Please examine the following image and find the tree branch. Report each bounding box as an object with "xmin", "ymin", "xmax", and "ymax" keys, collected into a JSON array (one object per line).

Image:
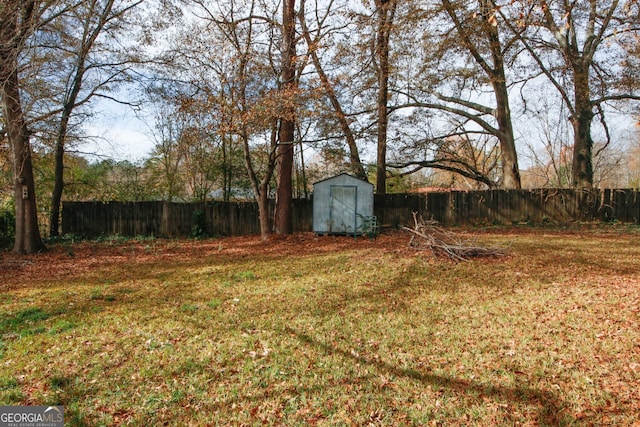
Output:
[{"xmin": 388, "ymin": 158, "xmax": 496, "ymax": 188}]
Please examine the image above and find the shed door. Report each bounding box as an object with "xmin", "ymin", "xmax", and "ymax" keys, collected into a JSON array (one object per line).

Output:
[{"xmin": 330, "ymin": 185, "xmax": 357, "ymax": 233}]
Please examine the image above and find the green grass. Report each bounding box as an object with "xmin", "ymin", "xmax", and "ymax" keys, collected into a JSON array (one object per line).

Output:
[{"xmin": 1, "ymin": 230, "xmax": 639, "ymax": 425}]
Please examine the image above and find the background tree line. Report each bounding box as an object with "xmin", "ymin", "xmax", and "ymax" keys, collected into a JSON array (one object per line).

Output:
[{"xmin": 1, "ymin": 0, "xmax": 639, "ymax": 252}]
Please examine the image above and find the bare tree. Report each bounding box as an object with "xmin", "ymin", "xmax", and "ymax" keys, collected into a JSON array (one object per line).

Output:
[
  {"xmin": 47, "ymin": 0, "xmax": 144, "ymax": 236},
  {"xmin": 297, "ymin": 0, "xmax": 368, "ymax": 181},
  {"xmin": 186, "ymin": 0, "xmax": 284, "ymax": 239},
  {"xmin": 146, "ymin": 103, "xmax": 190, "ymax": 201},
  {"xmin": 440, "ymin": 0, "xmax": 520, "ymax": 189},
  {"xmin": 499, "ymin": 0, "xmax": 640, "ymax": 189},
  {"xmin": 386, "ymin": 0, "xmax": 522, "ymax": 189}
]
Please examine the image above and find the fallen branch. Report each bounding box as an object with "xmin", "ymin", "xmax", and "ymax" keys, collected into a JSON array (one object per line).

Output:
[{"xmin": 402, "ymin": 213, "xmax": 508, "ymax": 261}]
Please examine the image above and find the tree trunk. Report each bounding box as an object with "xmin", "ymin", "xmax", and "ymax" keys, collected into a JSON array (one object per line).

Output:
[
  {"xmin": 221, "ymin": 135, "xmax": 229, "ymax": 201},
  {"xmin": 296, "ymin": 133, "xmax": 309, "ymax": 198},
  {"xmin": 374, "ymin": 0, "xmax": 396, "ymax": 194},
  {"xmin": 49, "ymin": 118, "xmax": 67, "ymax": 237},
  {"xmin": 493, "ymin": 82, "xmax": 520, "ymax": 189},
  {"xmin": 243, "ymin": 130, "xmax": 275, "ymax": 240},
  {"xmin": 490, "ymin": 69, "xmax": 520, "ymax": 190},
  {"xmin": 275, "ymin": 123, "xmax": 295, "ymax": 234},
  {"xmin": 274, "ymin": 0, "xmax": 296, "ymax": 234},
  {"xmin": 258, "ymin": 183, "xmax": 271, "ymax": 240},
  {"xmin": 2, "ymin": 68, "xmax": 45, "ymax": 254},
  {"xmin": 481, "ymin": 0, "xmax": 520, "ymax": 190},
  {"xmin": 275, "ymin": 120, "xmax": 294, "ymax": 234},
  {"xmin": 571, "ymin": 65, "xmax": 594, "ymax": 189},
  {"xmin": 49, "ymin": 51, "xmax": 83, "ymax": 237}
]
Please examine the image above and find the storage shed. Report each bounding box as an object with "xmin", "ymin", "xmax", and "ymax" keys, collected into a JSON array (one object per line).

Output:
[{"xmin": 313, "ymin": 173, "xmax": 375, "ymax": 235}]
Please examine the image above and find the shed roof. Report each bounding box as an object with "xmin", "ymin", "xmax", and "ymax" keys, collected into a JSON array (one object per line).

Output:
[{"xmin": 313, "ymin": 172, "xmax": 373, "ymax": 187}]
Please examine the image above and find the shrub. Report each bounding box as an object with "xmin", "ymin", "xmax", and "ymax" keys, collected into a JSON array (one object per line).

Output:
[
  {"xmin": 0, "ymin": 208, "xmax": 14, "ymax": 249},
  {"xmin": 191, "ymin": 210, "xmax": 209, "ymax": 238}
]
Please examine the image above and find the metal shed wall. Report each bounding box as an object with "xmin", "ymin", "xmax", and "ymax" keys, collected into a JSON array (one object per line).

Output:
[{"xmin": 312, "ymin": 173, "xmax": 374, "ymax": 234}]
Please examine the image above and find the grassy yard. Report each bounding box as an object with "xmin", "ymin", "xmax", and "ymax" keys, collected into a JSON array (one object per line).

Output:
[{"xmin": 1, "ymin": 228, "xmax": 639, "ymax": 426}]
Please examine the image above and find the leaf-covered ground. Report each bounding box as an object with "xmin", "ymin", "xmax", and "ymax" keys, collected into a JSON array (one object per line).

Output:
[{"xmin": 1, "ymin": 228, "xmax": 639, "ymax": 426}]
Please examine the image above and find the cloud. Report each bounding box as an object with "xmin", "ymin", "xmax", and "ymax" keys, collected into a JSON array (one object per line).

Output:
[{"xmin": 80, "ymin": 118, "xmax": 154, "ymax": 162}]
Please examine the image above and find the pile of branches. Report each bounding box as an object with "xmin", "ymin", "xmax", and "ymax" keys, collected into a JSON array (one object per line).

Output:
[{"xmin": 402, "ymin": 213, "xmax": 508, "ymax": 261}]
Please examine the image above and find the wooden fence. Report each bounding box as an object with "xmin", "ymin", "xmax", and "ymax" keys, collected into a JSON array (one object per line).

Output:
[
  {"xmin": 62, "ymin": 188, "xmax": 640, "ymax": 238},
  {"xmin": 376, "ymin": 188, "xmax": 640, "ymax": 227},
  {"xmin": 61, "ymin": 199, "xmax": 312, "ymax": 238}
]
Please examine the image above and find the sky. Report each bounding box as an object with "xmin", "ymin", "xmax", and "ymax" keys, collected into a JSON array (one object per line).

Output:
[
  {"xmin": 79, "ymin": 100, "xmax": 155, "ymax": 163},
  {"xmin": 76, "ymin": 76, "xmax": 638, "ymax": 170}
]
